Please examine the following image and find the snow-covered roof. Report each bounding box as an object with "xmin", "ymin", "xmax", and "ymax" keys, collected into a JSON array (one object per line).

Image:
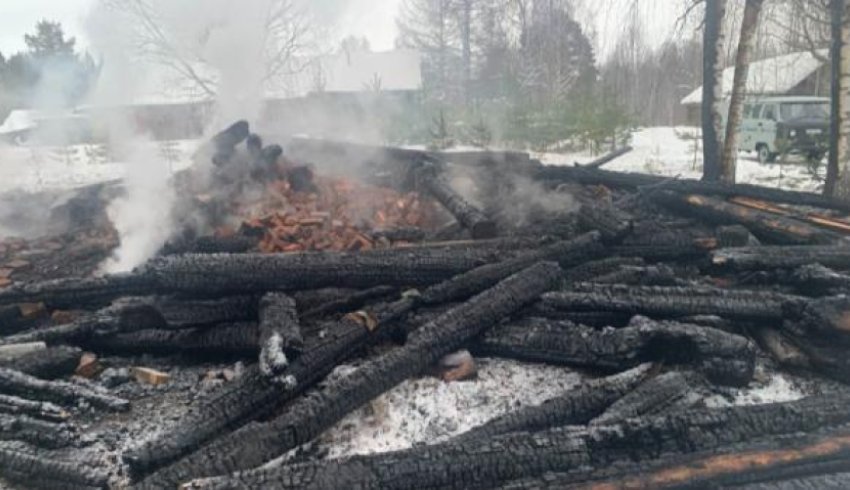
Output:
[
  {"xmin": 681, "ymin": 50, "xmax": 828, "ymax": 106},
  {"xmin": 0, "ymin": 110, "xmax": 39, "ymax": 135}
]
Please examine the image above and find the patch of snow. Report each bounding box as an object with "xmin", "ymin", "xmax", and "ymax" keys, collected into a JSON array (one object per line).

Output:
[
  {"xmin": 539, "ymin": 127, "xmax": 822, "ymax": 193},
  {"xmin": 319, "ymin": 358, "xmax": 583, "ymax": 458}
]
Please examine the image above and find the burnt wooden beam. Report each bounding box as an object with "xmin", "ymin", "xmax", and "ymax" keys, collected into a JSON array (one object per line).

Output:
[
  {"xmin": 86, "ymin": 323, "xmax": 260, "ymax": 358},
  {"xmin": 476, "ymin": 316, "xmax": 756, "ymax": 386},
  {"xmin": 576, "ymin": 204, "xmax": 633, "ymax": 244},
  {"xmin": 300, "ymin": 286, "xmax": 396, "ymax": 320},
  {"xmin": 0, "ymin": 441, "xmax": 109, "ymax": 489},
  {"xmin": 0, "ymin": 346, "xmax": 82, "ymax": 379},
  {"xmin": 182, "ymin": 393, "xmax": 850, "ymax": 490},
  {"xmin": 0, "ymin": 394, "xmax": 68, "ymax": 422},
  {"xmin": 154, "ymin": 295, "xmax": 258, "ymax": 329},
  {"xmin": 0, "ymin": 413, "xmax": 77, "ymax": 448},
  {"xmin": 0, "ymin": 272, "xmax": 155, "ymax": 310},
  {"xmin": 654, "ymin": 192, "xmax": 840, "ymax": 245},
  {"xmin": 712, "ymin": 245, "xmax": 850, "ymax": 271},
  {"xmin": 136, "ymin": 262, "xmax": 563, "ymax": 488},
  {"xmin": 0, "ymin": 367, "xmax": 129, "ymax": 412},
  {"xmin": 416, "ymin": 164, "xmax": 498, "ymax": 239},
  {"xmin": 257, "ymin": 293, "xmax": 303, "ymax": 377},
  {"xmin": 535, "ymin": 164, "xmax": 850, "ymax": 213},
  {"xmin": 542, "ymin": 283, "xmax": 800, "ymax": 323},
  {"xmin": 790, "ymin": 263, "xmax": 850, "ymax": 294},
  {"xmin": 562, "ymin": 257, "xmax": 645, "ymax": 283},
  {"xmin": 577, "ymin": 146, "xmax": 634, "ymax": 169},
  {"xmin": 589, "ymin": 371, "xmax": 696, "ymax": 425}
]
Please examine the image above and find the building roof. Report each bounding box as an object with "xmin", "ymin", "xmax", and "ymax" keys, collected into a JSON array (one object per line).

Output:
[{"xmin": 681, "ymin": 50, "xmax": 827, "ymax": 106}]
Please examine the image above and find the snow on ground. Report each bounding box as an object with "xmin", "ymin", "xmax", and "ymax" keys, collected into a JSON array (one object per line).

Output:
[
  {"xmin": 538, "ymin": 126, "xmax": 823, "ymax": 193},
  {"xmin": 318, "ymin": 359, "xmax": 584, "ymax": 458},
  {"xmin": 0, "ymin": 140, "xmax": 199, "ymax": 194}
]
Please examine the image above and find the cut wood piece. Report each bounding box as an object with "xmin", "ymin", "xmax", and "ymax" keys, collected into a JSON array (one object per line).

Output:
[
  {"xmin": 654, "ymin": 192, "xmax": 840, "ymax": 245},
  {"xmin": 542, "ymin": 283, "xmax": 800, "ymax": 323},
  {"xmin": 136, "ymin": 262, "xmax": 563, "ymax": 488},
  {"xmin": 535, "ymin": 164, "xmax": 850, "ymax": 212},
  {"xmin": 0, "ymin": 367, "xmax": 129, "ymax": 411},
  {"xmin": 450, "ymin": 364, "xmax": 654, "ymax": 445},
  {"xmin": 74, "ymin": 353, "xmax": 102, "ymax": 379},
  {"xmin": 0, "ymin": 394, "xmax": 68, "ymax": 422},
  {"xmin": 712, "ymin": 245, "xmax": 850, "ymax": 270},
  {"xmin": 476, "ymin": 316, "xmax": 756, "ymax": 386},
  {"xmin": 182, "ymin": 393, "xmax": 850, "ymax": 490},
  {"xmin": 132, "ymin": 367, "xmax": 170, "ymax": 386},
  {"xmin": 436, "ymin": 349, "xmax": 477, "ymax": 382},
  {"xmin": 589, "ymin": 371, "xmax": 696, "ymax": 425},
  {"xmin": 576, "ymin": 204, "xmax": 633, "ymax": 244},
  {"xmin": 0, "ymin": 413, "xmax": 77, "ymax": 448},
  {"xmin": 18, "ymin": 302, "xmax": 46, "ymax": 320},
  {"xmin": 258, "ymin": 293, "xmax": 303, "ymax": 377},
  {"xmin": 0, "ymin": 441, "xmax": 109, "ymax": 488},
  {"xmin": 417, "ymin": 164, "xmax": 498, "ymax": 239},
  {"xmin": 88, "ymin": 323, "xmax": 260, "ymax": 358},
  {"xmin": 0, "ymin": 346, "xmax": 83, "ymax": 380}
]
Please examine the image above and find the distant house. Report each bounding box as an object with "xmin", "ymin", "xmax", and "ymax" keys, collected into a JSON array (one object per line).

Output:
[{"xmin": 681, "ymin": 50, "xmax": 830, "ymax": 125}]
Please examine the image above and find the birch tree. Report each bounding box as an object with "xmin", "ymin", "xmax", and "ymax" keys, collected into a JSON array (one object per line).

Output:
[
  {"xmin": 702, "ymin": 0, "xmax": 728, "ymax": 181},
  {"xmin": 720, "ymin": 0, "xmax": 765, "ymax": 184},
  {"xmin": 832, "ymin": 0, "xmax": 850, "ymax": 197},
  {"xmin": 826, "ymin": 0, "xmax": 845, "ymax": 195}
]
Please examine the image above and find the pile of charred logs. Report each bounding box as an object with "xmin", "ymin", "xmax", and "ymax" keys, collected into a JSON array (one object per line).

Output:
[{"xmin": 5, "ymin": 127, "xmax": 850, "ymax": 489}]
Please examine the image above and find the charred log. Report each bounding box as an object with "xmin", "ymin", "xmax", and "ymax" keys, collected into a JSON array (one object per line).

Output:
[
  {"xmin": 589, "ymin": 371, "xmax": 696, "ymax": 425},
  {"xmin": 535, "ymin": 165, "xmax": 850, "ymax": 213},
  {"xmin": 416, "ymin": 165, "xmax": 498, "ymax": 239},
  {"xmin": 0, "ymin": 346, "xmax": 82, "ymax": 379},
  {"xmin": 712, "ymin": 245, "xmax": 850, "ymax": 271},
  {"xmin": 0, "ymin": 413, "xmax": 76, "ymax": 448},
  {"xmin": 752, "ymin": 327, "xmax": 811, "ymax": 369},
  {"xmin": 578, "ymin": 146, "xmax": 634, "ymax": 169},
  {"xmin": 0, "ymin": 367, "xmax": 129, "ymax": 411},
  {"xmin": 476, "ymin": 316, "xmax": 756, "ymax": 386},
  {"xmin": 163, "ymin": 235, "xmax": 259, "ymax": 255},
  {"xmin": 372, "ymin": 227, "xmax": 426, "ymax": 243},
  {"xmin": 211, "ymin": 120, "xmax": 250, "ymax": 166},
  {"xmin": 589, "ymin": 264, "xmax": 680, "ymax": 286},
  {"xmin": 86, "ymin": 323, "xmax": 260, "ymax": 358},
  {"xmin": 0, "ymin": 272, "xmax": 155, "ymax": 310},
  {"xmin": 300, "ymin": 286, "xmax": 396, "ymax": 320},
  {"xmin": 653, "ymin": 192, "xmax": 840, "ymax": 245},
  {"xmin": 562, "ymin": 257, "xmax": 645, "ymax": 283},
  {"xmin": 576, "ymin": 204, "xmax": 633, "ymax": 244},
  {"xmin": 154, "ymin": 295, "xmax": 259, "ymax": 330},
  {"xmin": 542, "ymin": 283, "xmax": 799, "ymax": 323},
  {"xmin": 258, "ymin": 293, "xmax": 303, "ymax": 377},
  {"xmin": 182, "ymin": 393, "xmax": 850, "ymax": 490},
  {"xmin": 0, "ymin": 442, "xmax": 109, "ymax": 488},
  {"xmin": 716, "ymin": 224, "xmax": 760, "ymax": 247},
  {"xmin": 790, "ymin": 263, "xmax": 850, "ymax": 294},
  {"xmin": 136, "ymin": 262, "xmax": 562, "ymax": 488},
  {"xmin": 518, "ymin": 304, "xmax": 634, "ymax": 328},
  {"xmin": 0, "ymin": 394, "xmax": 68, "ymax": 422},
  {"xmin": 449, "ymin": 364, "xmax": 654, "ymax": 445}
]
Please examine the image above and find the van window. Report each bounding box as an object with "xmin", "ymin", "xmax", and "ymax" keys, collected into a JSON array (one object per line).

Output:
[
  {"xmin": 763, "ymin": 105, "xmax": 777, "ymax": 121},
  {"xmin": 744, "ymin": 105, "xmax": 753, "ymax": 118},
  {"xmin": 751, "ymin": 104, "xmax": 763, "ymax": 119}
]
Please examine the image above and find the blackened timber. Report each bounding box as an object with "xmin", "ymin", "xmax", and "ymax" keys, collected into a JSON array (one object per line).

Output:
[
  {"xmin": 576, "ymin": 204, "xmax": 633, "ymax": 244},
  {"xmin": 0, "ymin": 394, "xmax": 68, "ymax": 422},
  {"xmin": 450, "ymin": 364, "xmax": 654, "ymax": 445},
  {"xmin": 0, "ymin": 413, "xmax": 76, "ymax": 448},
  {"xmin": 417, "ymin": 165, "xmax": 498, "ymax": 239},
  {"xmin": 142, "ymin": 248, "xmax": 501, "ymax": 296},
  {"xmin": 542, "ymin": 283, "xmax": 800, "ymax": 323},
  {"xmin": 579, "ymin": 146, "xmax": 634, "ymax": 169},
  {"xmin": 0, "ymin": 367, "xmax": 129, "ymax": 411},
  {"xmin": 713, "ymin": 245, "xmax": 850, "ymax": 270},
  {"xmin": 790, "ymin": 264, "xmax": 850, "ymax": 293},
  {"xmin": 535, "ymin": 164, "xmax": 850, "ymax": 213},
  {"xmin": 562, "ymin": 257, "xmax": 645, "ymax": 283},
  {"xmin": 0, "ymin": 272, "xmax": 155, "ymax": 309},
  {"xmin": 476, "ymin": 316, "xmax": 756, "ymax": 386},
  {"xmin": 182, "ymin": 393, "xmax": 850, "ymax": 490},
  {"xmin": 589, "ymin": 371, "xmax": 695, "ymax": 425},
  {"xmin": 300, "ymin": 286, "xmax": 396, "ymax": 320},
  {"xmin": 258, "ymin": 293, "xmax": 303, "ymax": 377},
  {"xmin": 654, "ymin": 192, "xmax": 840, "ymax": 245},
  {"xmin": 154, "ymin": 295, "xmax": 258, "ymax": 329},
  {"xmin": 0, "ymin": 441, "xmax": 109, "ymax": 488},
  {"xmin": 87, "ymin": 323, "xmax": 260, "ymax": 358},
  {"xmin": 0, "ymin": 346, "xmax": 82, "ymax": 379},
  {"xmin": 137, "ymin": 262, "xmax": 562, "ymax": 488}
]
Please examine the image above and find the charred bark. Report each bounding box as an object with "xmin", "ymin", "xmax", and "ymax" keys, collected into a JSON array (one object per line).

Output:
[
  {"xmin": 654, "ymin": 192, "xmax": 840, "ymax": 245},
  {"xmin": 589, "ymin": 371, "xmax": 696, "ymax": 425},
  {"xmin": 535, "ymin": 165, "xmax": 850, "ymax": 213},
  {"xmin": 0, "ymin": 413, "xmax": 76, "ymax": 448},
  {"xmin": 0, "ymin": 367, "xmax": 129, "ymax": 411},
  {"xmin": 576, "ymin": 204, "xmax": 633, "ymax": 244},
  {"xmin": 562, "ymin": 257, "xmax": 645, "ymax": 283},
  {"xmin": 0, "ymin": 394, "xmax": 68, "ymax": 422},
  {"xmin": 154, "ymin": 295, "xmax": 258, "ymax": 329},
  {"xmin": 752, "ymin": 327, "xmax": 811, "ymax": 369},
  {"xmin": 87, "ymin": 323, "xmax": 260, "ymax": 358},
  {"xmin": 713, "ymin": 245, "xmax": 850, "ymax": 270},
  {"xmin": 790, "ymin": 264, "xmax": 850, "ymax": 293},
  {"xmin": 136, "ymin": 262, "xmax": 562, "ymax": 488},
  {"xmin": 449, "ymin": 364, "xmax": 654, "ymax": 445},
  {"xmin": 258, "ymin": 293, "xmax": 303, "ymax": 377},
  {"xmin": 588, "ymin": 264, "xmax": 680, "ymax": 286},
  {"xmin": 417, "ymin": 165, "xmax": 498, "ymax": 239},
  {"xmin": 0, "ymin": 272, "xmax": 155, "ymax": 309},
  {"xmin": 0, "ymin": 346, "xmax": 82, "ymax": 379},
  {"xmin": 300, "ymin": 286, "xmax": 396, "ymax": 320},
  {"xmin": 183, "ymin": 393, "xmax": 850, "ymax": 490},
  {"xmin": 476, "ymin": 316, "xmax": 756, "ymax": 386},
  {"xmin": 0, "ymin": 442, "xmax": 109, "ymax": 488},
  {"xmin": 542, "ymin": 283, "xmax": 798, "ymax": 323}
]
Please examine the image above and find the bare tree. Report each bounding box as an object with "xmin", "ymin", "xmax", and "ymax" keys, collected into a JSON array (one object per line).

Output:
[
  {"xmin": 832, "ymin": 0, "xmax": 850, "ymax": 197},
  {"xmin": 826, "ymin": 0, "xmax": 845, "ymax": 195},
  {"xmin": 103, "ymin": 0, "xmax": 313, "ymax": 98},
  {"xmin": 720, "ymin": 0, "xmax": 765, "ymax": 184},
  {"xmin": 702, "ymin": 0, "xmax": 728, "ymax": 181}
]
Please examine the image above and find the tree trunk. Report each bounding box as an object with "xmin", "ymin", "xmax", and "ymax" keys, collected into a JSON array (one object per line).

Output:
[
  {"xmin": 826, "ymin": 0, "xmax": 845, "ymax": 195},
  {"xmin": 837, "ymin": 0, "xmax": 850, "ymax": 196},
  {"xmin": 720, "ymin": 0, "xmax": 764, "ymax": 184},
  {"xmin": 702, "ymin": 0, "xmax": 728, "ymax": 181}
]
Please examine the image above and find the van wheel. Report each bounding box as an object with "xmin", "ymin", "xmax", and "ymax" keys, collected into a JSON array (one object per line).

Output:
[{"xmin": 756, "ymin": 145, "xmax": 774, "ymax": 164}]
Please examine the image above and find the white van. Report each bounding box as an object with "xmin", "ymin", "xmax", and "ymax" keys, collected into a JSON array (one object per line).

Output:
[{"xmin": 731, "ymin": 96, "xmax": 829, "ymax": 164}]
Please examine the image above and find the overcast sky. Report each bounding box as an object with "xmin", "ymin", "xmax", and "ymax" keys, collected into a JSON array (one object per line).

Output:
[{"xmin": 0, "ymin": 0, "xmax": 685, "ymax": 59}]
